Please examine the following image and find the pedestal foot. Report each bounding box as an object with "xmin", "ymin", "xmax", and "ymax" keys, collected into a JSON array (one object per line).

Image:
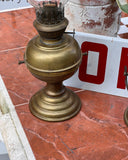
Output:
[{"xmin": 29, "ymin": 85, "xmax": 81, "ymax": 122}]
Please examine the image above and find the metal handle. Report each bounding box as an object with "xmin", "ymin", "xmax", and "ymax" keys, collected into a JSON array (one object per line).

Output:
[
  {"xmin": 124, "ymin": 66, "xmax": 128, "ymax": 90},
  {"xmin": 18, "ymin": 60, "xmax": 25, "ymax": 65},
  {"xmin": 82, "ymin": 52, "xmax": 88, "ymax": 56},
  {"xmin": 64, "ymin": 29, "xmax": 75, "ymax": 38}
]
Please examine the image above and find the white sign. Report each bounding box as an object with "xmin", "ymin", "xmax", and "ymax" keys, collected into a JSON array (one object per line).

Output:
[
  {"xmin": 64, "ymin": 32, "xmax": 128, "ymax": 98},
  {"xmin": 0, "ymin": 0, "xmax": 30, "ymax": 12}
]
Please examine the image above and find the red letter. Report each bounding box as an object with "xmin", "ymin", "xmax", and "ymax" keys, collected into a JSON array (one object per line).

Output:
[
  {"xmin": 79, "ymin": 42, "xmax": 108, "ymax": 84},
  {"xmin": 117, "ymin": 47, "xmax": 128, "ymax": 89}
]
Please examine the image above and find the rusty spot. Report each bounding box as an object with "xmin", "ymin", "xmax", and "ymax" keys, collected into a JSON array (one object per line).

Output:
[
  {"xmin": 102, "ymin": 3, "xmax": 119, "ymax": 16},
  {"xmin": 104, "ymin": 16, "xmax": 115, "ymax": 28},
  {"xmin": 82, "ymin": 20, "xmax": 101, "ymax": 29}
]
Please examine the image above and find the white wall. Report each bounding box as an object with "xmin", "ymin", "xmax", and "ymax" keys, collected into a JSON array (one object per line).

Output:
[{"xmin": 0, "ymin": 133, "xmax": 9, "ymax": 160}]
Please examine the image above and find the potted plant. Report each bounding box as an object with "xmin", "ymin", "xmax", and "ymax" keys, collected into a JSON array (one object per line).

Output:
[
  {"xmin": 65, "ymin": 0, "xmax": 128, "ymax": 37},
  {"xmin": 116, "ymin": 0, "xmax": 128, "ymax": 13}
]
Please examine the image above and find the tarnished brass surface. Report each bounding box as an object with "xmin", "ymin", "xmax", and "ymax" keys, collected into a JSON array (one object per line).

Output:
[
  {"xmin": 124, "ymin": 107, "xmax": 128, "ymax": 126},
  {"xmin": 25, "ymin": 16, "xmax": 82, "ymax": 121},
  {"xmin": 29, "ymin": 83, "xmax": 81, "ymax": 122},
  {"xmin": 25, "ymin": 34, "xmax": 81, "ymax": 82}
]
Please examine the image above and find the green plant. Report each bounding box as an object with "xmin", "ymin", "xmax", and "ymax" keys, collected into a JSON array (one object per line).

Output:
[{"xmin": 116, "ymin": 0, "xmax": 128, "ymax": 13}]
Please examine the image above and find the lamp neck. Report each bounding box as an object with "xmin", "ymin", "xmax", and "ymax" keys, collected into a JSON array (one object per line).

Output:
[{"xmin": 33, "ymin": 18, "xmax": 69, "ymax": 41}]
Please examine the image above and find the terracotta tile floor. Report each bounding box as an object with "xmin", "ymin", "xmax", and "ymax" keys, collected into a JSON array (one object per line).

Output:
[{"xmin": 1, "ymin": 8, "xmax": 128, "ymax": 160}]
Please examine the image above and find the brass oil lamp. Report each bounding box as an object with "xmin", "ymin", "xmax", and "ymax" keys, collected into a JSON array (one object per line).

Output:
[
  {"xmin": 124, "ymin": 68, "xmax": 128, "ymax": 126},
  {"xmin": 25, "ymin": 0, "xmax": 82, "ymax": 122}
]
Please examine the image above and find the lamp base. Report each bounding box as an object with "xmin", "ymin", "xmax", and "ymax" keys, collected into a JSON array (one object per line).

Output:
[
  {"xmin": 124, "ymin": 107, "xmax": 128, "ymax": 126},
  {"xmin": 29, "ymin": 83, "xmax": 81, "ymax": 122}
]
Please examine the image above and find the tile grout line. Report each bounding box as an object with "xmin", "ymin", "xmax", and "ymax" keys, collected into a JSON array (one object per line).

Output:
[
  {"xmin": 0, "ymin": 46, "xmax": 26, "ymax": 53},
  {"xmin": 15, "ymin": 102, "xmax": 29, "ymax": 107}
]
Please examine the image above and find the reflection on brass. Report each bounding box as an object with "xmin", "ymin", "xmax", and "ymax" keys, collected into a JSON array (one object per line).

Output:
[{"xmin": 24, "ymin": 3, "xmax": 82, "ymax": 122}]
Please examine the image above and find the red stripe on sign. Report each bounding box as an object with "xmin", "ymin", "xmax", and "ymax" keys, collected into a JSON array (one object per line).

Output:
[{"xmin": 79, "ymin": 41, "xmax": 108, "ymax": 85}]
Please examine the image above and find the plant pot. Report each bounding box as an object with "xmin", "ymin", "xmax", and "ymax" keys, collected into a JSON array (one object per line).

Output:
[{"xmin": 65, "ymin": 0, "xmax": 121, "ymax": 37}]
